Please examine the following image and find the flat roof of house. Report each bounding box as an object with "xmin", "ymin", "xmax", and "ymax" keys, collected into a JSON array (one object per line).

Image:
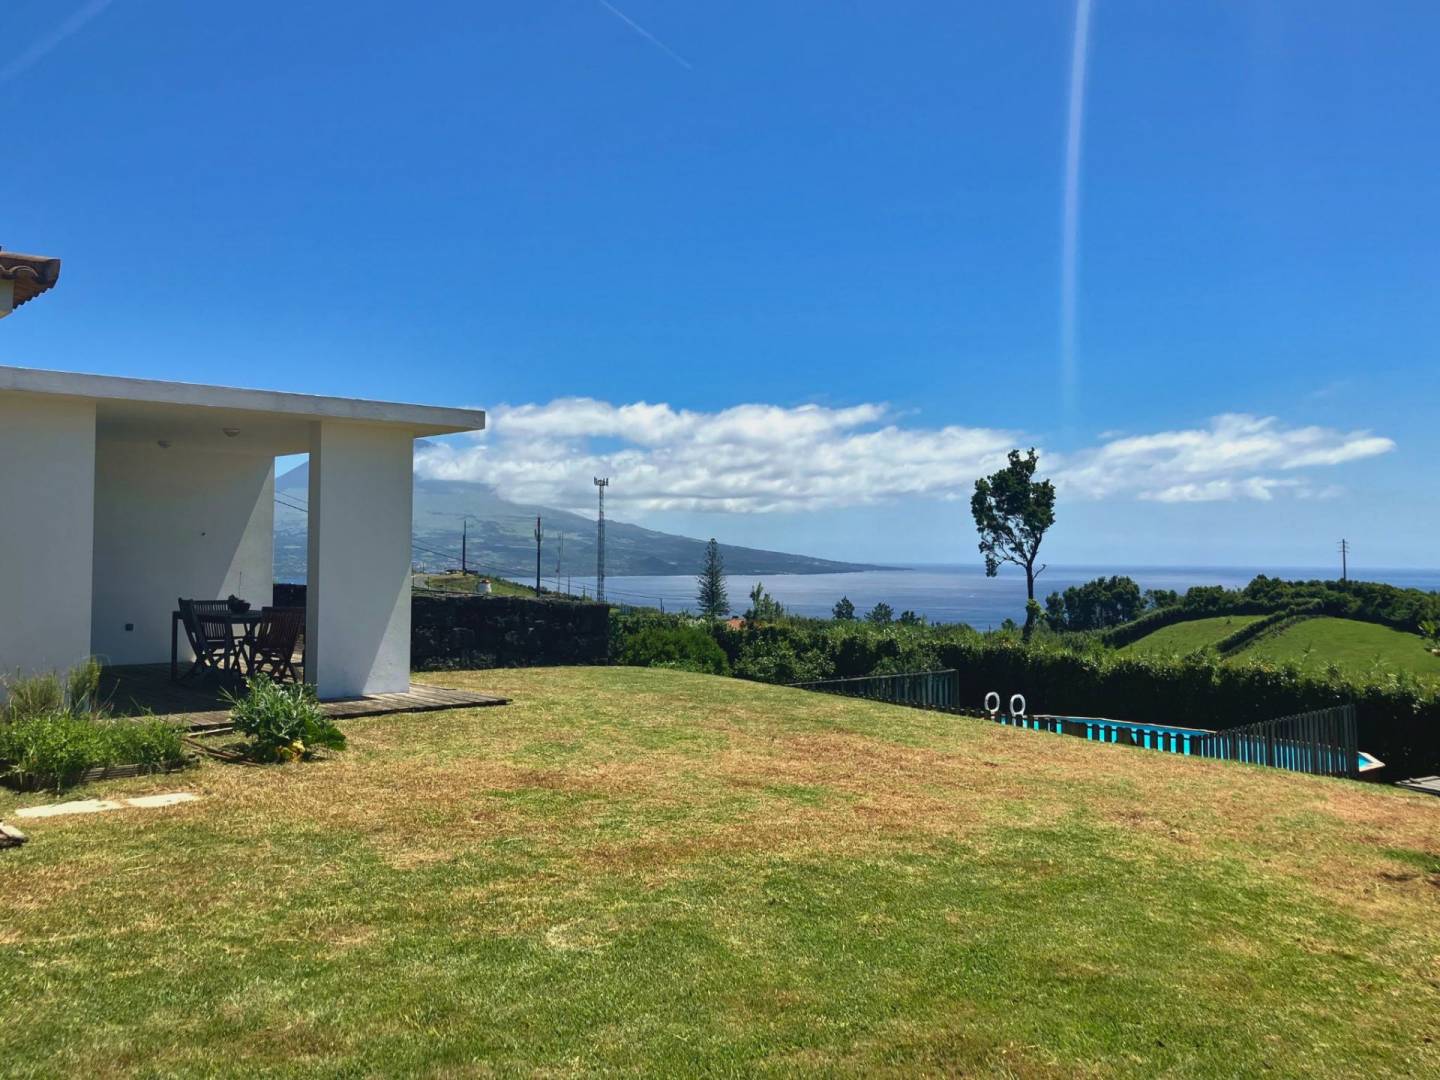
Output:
[{"xmin": 0, "ymin": 365, "xmax": 485, "ymax": 436}]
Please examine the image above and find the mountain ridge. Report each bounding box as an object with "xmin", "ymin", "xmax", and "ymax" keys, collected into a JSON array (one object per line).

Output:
[{"xmin": 273, "ymin": 461, "xmax": 893, "ymax": 581}]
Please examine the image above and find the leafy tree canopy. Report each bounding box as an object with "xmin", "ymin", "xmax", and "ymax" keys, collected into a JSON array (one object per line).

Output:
[
  {"xmin": 866, "ymin": 601, "xmax": 894, "ymax": 625},
  {"xmin": 1045, "ymin": 576, "xmax": 1146, "ymax": 632},
  {"xmin": 745, "ymin": 581, "xmax": 785, "ymax": 623},
  {"xmin": 972, "ymin": 448, "xmax": 1056, "ymax": 639}
]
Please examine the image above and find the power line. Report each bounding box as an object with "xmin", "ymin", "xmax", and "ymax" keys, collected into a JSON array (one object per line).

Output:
[{"xmin": 276, "ymin": 488, "xmax": 666, "ymax": 607}]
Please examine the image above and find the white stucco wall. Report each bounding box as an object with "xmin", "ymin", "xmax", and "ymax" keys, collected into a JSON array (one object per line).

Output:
[
  {"xmin": 91, "ymin": 442, "xmax": 274, "ymax": 665},
  {"xmin": 0, "ymin": 393, "xmax": 97, "ymax": 681},
  {"xmin": 307, "ymin": 421, "xmax": 412, "ymax": 697}
]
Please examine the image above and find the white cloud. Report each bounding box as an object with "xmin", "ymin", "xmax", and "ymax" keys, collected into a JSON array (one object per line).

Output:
[
  {"xmin": 414, "ymin": 401, "xmax": 1394, "ymax": 514},
  {"xmin": 1054, "ymin": 414, "xmax": 1395, "ymax": 502},
  {"xmin": 1140, "ymin": 478, "xmax": 1299, "ymax": 504}
]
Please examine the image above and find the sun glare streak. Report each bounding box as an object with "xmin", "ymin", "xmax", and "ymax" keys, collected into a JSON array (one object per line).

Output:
[
  {"xmin": 1061, "ymin": 0, "xmax": 1094, "ymax": 417},
  {"xmin": 0, "ymin": 0, "xmax": 116, "ymax": 84}
]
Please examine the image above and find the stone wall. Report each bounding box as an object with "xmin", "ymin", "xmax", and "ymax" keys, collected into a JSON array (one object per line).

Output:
[
  {"xmin": 272, "ymin": 585, "xmax": 610, "ymax": 669},
  {"xmin": 412, "ymin": 594, "xmax": 611, "ymax": 669},
  {"xmin": 273, "ymin": 583, "xmax": 307, "ymax": 608}
]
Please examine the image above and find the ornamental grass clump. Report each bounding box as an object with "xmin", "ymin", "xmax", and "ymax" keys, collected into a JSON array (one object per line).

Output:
[{"xmin": 225, "ymin": 676, "xmax": 346, "ymax": 763}]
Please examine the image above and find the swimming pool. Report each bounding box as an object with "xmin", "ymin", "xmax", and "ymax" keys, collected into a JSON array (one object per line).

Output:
[{"xmin": 997, "ymin": 712, "xmax": 1383, "ymax": 775}]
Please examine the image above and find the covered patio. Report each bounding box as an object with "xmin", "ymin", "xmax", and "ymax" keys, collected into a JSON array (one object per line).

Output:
[
  {"xmin": 0, "ymin": 365, "xmax": 485, "ymax": 701},
  {"xmin": 97, "ymin": 663, "xmax": 506, "ymax": 730}
]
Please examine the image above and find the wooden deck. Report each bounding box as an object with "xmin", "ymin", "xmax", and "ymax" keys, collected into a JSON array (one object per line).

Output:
[
  {"xmin": 101, "ymin": 664, "xmax": 508, "ymax": 730},
  {"xmin": 1396, "ymin": 775, "xmax": 1440, "ymax": 797}
]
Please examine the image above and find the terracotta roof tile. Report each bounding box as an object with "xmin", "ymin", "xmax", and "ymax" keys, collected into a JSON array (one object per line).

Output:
[{"xmin": 0, "ymin": 249, "xmax": 62, "ymax": 309}]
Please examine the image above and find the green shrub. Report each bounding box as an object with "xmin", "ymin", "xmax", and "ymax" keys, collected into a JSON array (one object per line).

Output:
[
  {"xmin": 225, "ymin": 677, "xmax": 347, "ymax": 763},
  {"xmin": 0, "ymin": 712, "xmax": 186, "ymax": 792},
  {"xmin": 0, "ymin": 659, "xmax": 178, "ymax": 791},
  {"xmin": 2, "ymin": 658, "xmax": 105, "ymax": 723},
  {"xmin": 0, "ymin": 711, "xmax": 100, "ymax": 789},
  {"xmin": 734, "ymin": 634, "xmax": 827, "ymax": 684},
  {"xmin": 616, "ymin": 623, "xmax": 729, "ymax": 675}
]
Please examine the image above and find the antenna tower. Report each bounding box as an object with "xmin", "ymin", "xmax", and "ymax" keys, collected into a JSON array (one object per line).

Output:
[{"xmin": 594, "ymin": 477, "xmax": 610, "ymax": 602}]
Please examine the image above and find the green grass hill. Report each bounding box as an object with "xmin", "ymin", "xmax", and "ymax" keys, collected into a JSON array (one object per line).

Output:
[
  {"xmin": 1120, "ymin": 614, "xmax": 1266, "ymax": 655},
  {"xmin": 1232, "ymin": 616, "xmax": 1440, "ymax": 684},
  {"xmin": 1119, "ymin": 611, "xmax": 1440, "ymax": 686}
]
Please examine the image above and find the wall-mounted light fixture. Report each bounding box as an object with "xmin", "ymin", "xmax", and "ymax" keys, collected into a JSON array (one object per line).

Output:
[
  {"xmin": 222, "ymin": 427, "xmax": 240, "ymax": 438},
  {"xmin": 157, "ymin": 440, "xmax": 171, "ymax": 449}
]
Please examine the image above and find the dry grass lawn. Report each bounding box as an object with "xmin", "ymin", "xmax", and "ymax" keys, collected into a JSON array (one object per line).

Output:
[{"xmin": 2, "ymin": 666, "xmax": 1438, "ymax": 1077}]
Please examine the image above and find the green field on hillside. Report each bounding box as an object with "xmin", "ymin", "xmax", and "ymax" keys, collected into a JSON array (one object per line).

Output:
[
  {"xmin": 418, "ymin": 572, "xmax": 538, "ymax": 597},
  {"xmin": 1120, "ymin": 613, "xmax": 1266, "ymax": 655},
  {"xmin": 4, "ymin": 667, "xmax": 1438, "ymax": 1077},
  {"xmin": 1232, "ymin": 616, "xmax": 1440, "ymax": 684}
]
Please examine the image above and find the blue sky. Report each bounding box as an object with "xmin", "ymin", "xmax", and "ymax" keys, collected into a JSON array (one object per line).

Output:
[{"xmin": 4, "ymin": 1, "xmax": 1436, "ymax": 569}]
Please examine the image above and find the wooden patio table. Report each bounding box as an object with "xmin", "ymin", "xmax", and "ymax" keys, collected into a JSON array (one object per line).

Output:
[{"xmin": 170, "ymin": 609, "xmax": 264, "ymax": 682}]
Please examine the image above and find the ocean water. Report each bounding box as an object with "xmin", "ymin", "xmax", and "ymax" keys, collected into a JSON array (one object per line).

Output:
[{"xmin": 560, "ymin": 564, "xmax": 1440, "ymax": 627}]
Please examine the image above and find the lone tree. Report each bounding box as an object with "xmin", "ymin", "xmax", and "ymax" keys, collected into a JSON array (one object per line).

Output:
[
  {"xmin": 832, "ymin": 596, "xmax": 856, "ymax": 621},
  {"xmin": 971, "ymin": 448, "xmax": 1056, "ymax": 640},
  {"xmin": 745, "ymin": 581, "xmax": 785, "ymax": 623},
  {"xmin": 866, "ymin": 601, "xmax": 894, "ymax": 625},
  {"xmin": 695, "ymin": 538, "xmax": 729, "ymax": 618}
]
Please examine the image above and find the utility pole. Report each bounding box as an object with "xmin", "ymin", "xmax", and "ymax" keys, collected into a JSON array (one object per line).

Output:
[
  {"xmin": 461, "ymin": 518, "xmax": 469, "ymax": 574},
  {"xmin": 533, "ymin": 516, "xmax": 543, "ymax": 595},
  {"xmin": 554, "ymin": 532, "xmax": 569, "ymax": 597},
  {"xmin": 1339, "ymin": 538, "xmax": 1350, "ymax": 582},
  {"xmin": 594, "ymin": 477, "xmax": 609, "ymax": 602}
]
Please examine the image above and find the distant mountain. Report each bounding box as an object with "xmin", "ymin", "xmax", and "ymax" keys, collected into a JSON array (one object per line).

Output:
[{"xmin": 274, "ymin": 461, "xmax": 891, "ymax": 581}]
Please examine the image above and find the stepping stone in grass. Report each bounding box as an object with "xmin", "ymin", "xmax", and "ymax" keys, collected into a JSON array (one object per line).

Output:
[{"xmin": 14, "ymin": 793, "xmax": 200, "ymax": 820}]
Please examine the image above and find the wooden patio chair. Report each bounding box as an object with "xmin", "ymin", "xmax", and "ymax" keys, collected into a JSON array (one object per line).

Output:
[
  {"xmin": 247, "ymin": 606, "xmax": 304, "ymax": 682},
  {"xmin": 177, "ymin": 597, "xmax": 239, "ymax": 681}
]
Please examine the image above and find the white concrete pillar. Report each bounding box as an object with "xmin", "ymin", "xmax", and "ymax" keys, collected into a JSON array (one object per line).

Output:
[
  {"xmin": 306, "ymin": 421, "xmax": 413, "ymax": 697},
  {"xmin": 0, "ymin": 393, "xmax": 96, "ymax": 679}
]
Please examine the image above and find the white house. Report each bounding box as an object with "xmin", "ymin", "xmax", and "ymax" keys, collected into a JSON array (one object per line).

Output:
[{"xmin": 0, "ymin": 364, "xmax": 485, "ymax": 697}]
